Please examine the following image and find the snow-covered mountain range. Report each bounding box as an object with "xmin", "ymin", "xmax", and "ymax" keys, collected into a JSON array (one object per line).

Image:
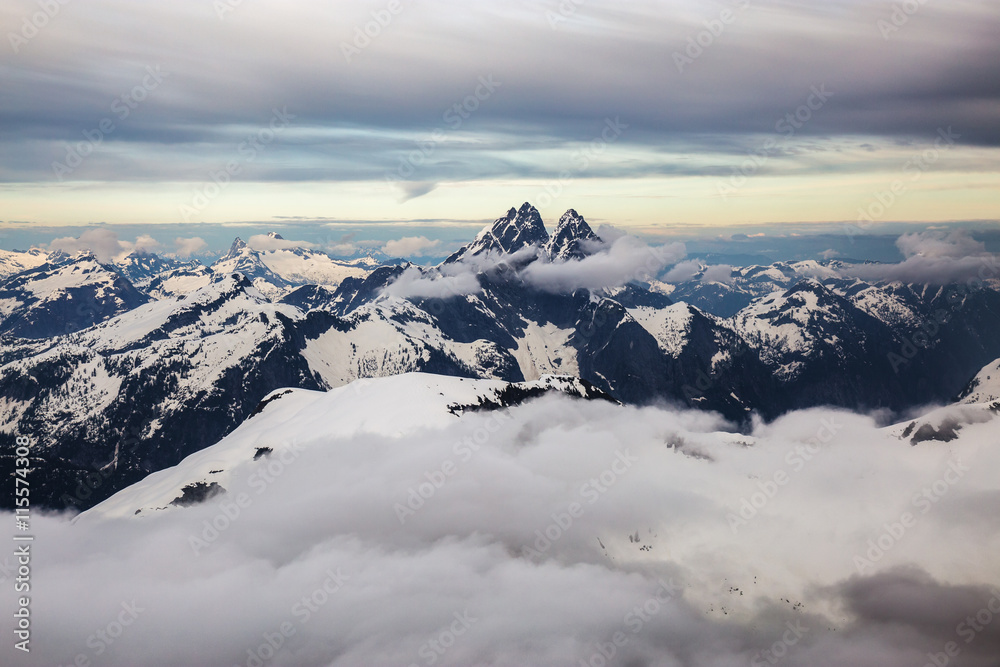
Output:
[
  {"xmin": 2, "ymin": 203, "xmax": 1000, "ymax": 510},
  {"xmin": 209, "ymin": 233, "xmax": 378, "ymax": 299}
]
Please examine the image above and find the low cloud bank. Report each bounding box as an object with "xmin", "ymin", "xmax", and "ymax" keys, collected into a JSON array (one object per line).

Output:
[
  {"xmin": 48, "ymin": 229, "xmax": 160, "ymax": 262},
  {"xmin": 246, "ymin": 235, "xmax": 318, "ymax": 252},
  {"xmin": 3, "ymin": 389, "xmax": 998, "ymax": 666},
  {"xmin": 382, "ymin": 236, "xmax": 442, "ymax": 258},
  {"xmin": 381, "ymin": 266, "xmax": 482, "ymax": 299},
  {"xmin": 46, "ymin": 229, "xmax": 210, "ymax": 261},
  {"xmin": 381, "ymin": 235, "xmax": 693, "ymax": 298},
  {"xmin": 839, "ymin": 230, "xmax": 1000, "ymax": 285},
  {"xmin": 522, "ymin": 236, "xmax": 686, "ymax": 293}
]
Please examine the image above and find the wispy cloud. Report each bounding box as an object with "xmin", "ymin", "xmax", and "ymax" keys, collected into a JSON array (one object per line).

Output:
[
  {"xmin": 47, "ymin": 228, "xmax": 157, "ymax": 261},
  {"xmin": 174, "ymin": 236, "xmax": 208, "ymax": 257},
  {"xmin": 382, "ymin": 235, "xmax": 441, "ymax": 257},
  {"xmin": 839, "ymin": 230, "xmax": 1000, "ymax": 284},
  {"xmin": 521, "ymin": 236, "xmax": 686, "ymax": 292},
  {"xmin": 246, "ymin": 234, "xmax": 317, "ymax": 252}
]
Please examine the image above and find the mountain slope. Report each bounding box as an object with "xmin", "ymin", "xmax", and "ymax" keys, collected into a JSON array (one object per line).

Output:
[
  {"xmin": 730, "ymin": 278, "xmax": 942, "ymax": 411},
  {"xmin": 4, "ymin": 203, "xmax": 1000, "ymax": 513},
  {"xmin": 80, "ymin": 373, "xmax": 615, "ymax": 521},
  {"xmin": 144, "ymin": 263, "xmax": 215, "ymax": 299},
  {"xmin": 0, "ymin": 274, "xmax": 322, "ymax": 509},
  {"xmin": 115, "ymin": 250, "xmax": 186, "ymax": 290},
  {"xmin": 0, "ymin": 247, "xmax": 50, "ymax": 280},
  {"xmin": 957, "ymin": 357, "xmax": 1000, "ymax": 405},
  {"xmin": 0, "ymin": 253, "xmax": 149, "ymax": 338}
]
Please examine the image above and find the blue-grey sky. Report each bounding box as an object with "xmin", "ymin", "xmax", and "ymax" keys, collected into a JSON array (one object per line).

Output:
[{"xmin": 1, "ymin": 0, "xmax": 998, "ymax": 237}]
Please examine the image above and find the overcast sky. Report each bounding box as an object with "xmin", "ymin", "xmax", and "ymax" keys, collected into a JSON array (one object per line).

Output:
[{"xmin": 1, "ymin": 0, "xmax": 998, "ymax": 232}]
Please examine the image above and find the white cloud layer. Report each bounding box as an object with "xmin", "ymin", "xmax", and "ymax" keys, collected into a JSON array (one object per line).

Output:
[
  {"xmin": 247, "ymin": 235, "xmax": 317, "ymax": 252},
  {"xmin": 662, "ymin": 259, "xmax": 701, "ymax": 283},
  {"xmin": 840, "ymin": 231, "xmax": 1000, "ymax": 284},
  {"xmin": 521, "ymin": 236, "xmax": 687, "ymax": 293},
  {"xmin": 47, "ymin": 229, "xmax": 158, "ymax": 262},
  {"xmin": 174, "ymin": 236, "xmax": 208, "ymax": 258},
  {"xmin": 380, "ymin": 236, "xmax": 687, "ymax": 298},
  {"xmin": 382, "ymin": 236, "xmax": 442, "ymax": 258},
  {"xmin": 701, "ymin": 264, "xmax": 734, "ymax": 284},
  {"xmin": 2, "ymin": 378, "xmax": 999, "ymax": 667},
  {"xmin": 380, "ymin": 266, "xmax": 482, "ymax": 300}
]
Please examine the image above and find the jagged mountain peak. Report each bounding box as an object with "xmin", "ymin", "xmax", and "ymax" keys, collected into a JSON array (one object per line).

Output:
[
  {"xmin": 546, "ymin": 209, "xmax": 602, "ymax": 260},
  {"xmin": 267, "ymin": 232, "xmax": 285, "ymax": 240},
  {"xmin": 210, "ymin": 241, "xmax": 290, "ymax": 300},
  {"xmin": 787, "ymin": 276, "xmax": 830, "ymax": 292},
  {"xmin": 445, "ymin": 202, "xmax": 549, "ymax": 263},
  {"xmin": 513, "ymin": 201, "xmax": 540, "ymax": 219},
  {"xmin": 491, "ymin": 201, "xmax": 547, "ymax": 244},
  {"xmin": 226, "ymin": 237, "xmax": 249, "ymax": 258},
  {"xmin": 116, "ymin": 249, "xmax": 183, "ymax": 286},
  {"xmin": 214, "ymin": 239, "xmax": 273, "ymax": 268},
  {"xmin": 70, "ymin": 249, "xmax": 99, "ymax": 262}
]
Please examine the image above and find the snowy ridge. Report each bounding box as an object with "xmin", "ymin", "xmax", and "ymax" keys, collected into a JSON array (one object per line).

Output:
[
  {"xmin": 116, "ymin": 251, "xmax": 186, "ymax": 289},
  {"xmin": 252, "ymin": 233, "xmax": 373, "ymax": 287},
  {"xmin": 256, "ymin": 248, "xmax": 370, "ymax": 287},
  {"xmin": 206, "ymin": 235, "xmax": 376, "ymax": 299},
  {"xmin": 885, "ymin": 357, "xmax": 1000, "ymax": 445},
  {"xmin": 75, "ymin": 273, "xmax": 301, "ymax": 353},
  {"xmin": 844, "ymin": 282, "xmax": 922, "ymax": 328},
  {"xmin": 0, "ymin": 252, "xmax": 148, "ymax": 338},
  {"xmin": 0, "ymin": 248, "xmax": 50, "ymax": 280},
  {"xmin": 79, "ymin": 373, "xmax": 614, "ymax": 521},
  {"xmin": 144, "ymin": 264, "xmax": 214, "ymax": 299},
  {"xmin": 729, "ymin": 279, "xmax": 856, "ymax": 379},
  {"xmin": 957, "ymin": 358, "xmax": 1000, "ymax": 405},
  {"xmin": 628, "ymin": 302, "xmax": 696, "ymax": 357}
]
